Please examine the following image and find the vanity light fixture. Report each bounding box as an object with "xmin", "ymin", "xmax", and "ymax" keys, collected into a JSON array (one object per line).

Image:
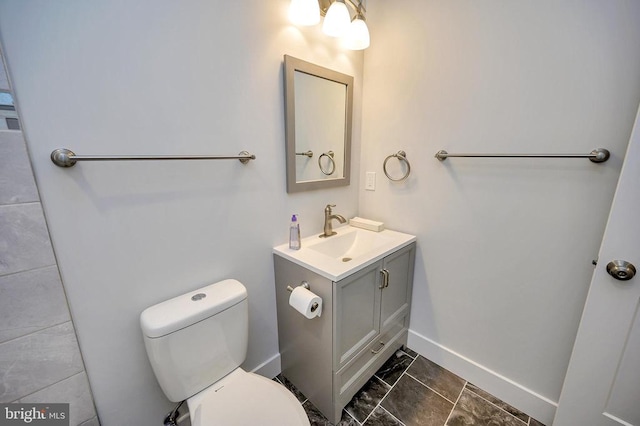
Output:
[
  {"xmin": 322, "ymin": 0, "xmax": 351, "ymax": 37},
  {"xmin": 344, "ymin": 9, "xmax": 369, "ymax": 50},
  {"xmin": 289, "ymin": 0, "xmax": 371, "ymax": 50}
]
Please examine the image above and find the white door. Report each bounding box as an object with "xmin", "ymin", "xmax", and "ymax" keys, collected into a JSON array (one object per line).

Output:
[{"xmin": 554, "ymin": 106, "xmax": 640, "ymax": 425}]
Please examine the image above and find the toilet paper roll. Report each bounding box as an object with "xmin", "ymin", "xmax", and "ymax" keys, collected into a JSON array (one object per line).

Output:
[{"xmin": 289, "ymin": 286, "xmax": 322, "ymax": 319}]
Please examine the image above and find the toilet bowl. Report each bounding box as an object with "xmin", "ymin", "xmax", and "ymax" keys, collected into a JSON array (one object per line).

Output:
[
  {"xmin": 188, "ymin": 369, "xmax": 308, "ymax": 425},
  {"xmin": 140, "ymin": 279, "xmax": 309, "ymax": 426}
]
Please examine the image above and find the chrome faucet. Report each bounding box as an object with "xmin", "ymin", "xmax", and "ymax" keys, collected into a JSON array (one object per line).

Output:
[{"xmin": 320, "ymin": 204, "xmax": 346, "ymax": 238}]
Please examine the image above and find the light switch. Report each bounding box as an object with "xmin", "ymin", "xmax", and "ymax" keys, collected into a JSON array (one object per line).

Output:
[{"xmin": 365, "ymin": 172, "xmax": 376, "ymax": 191}]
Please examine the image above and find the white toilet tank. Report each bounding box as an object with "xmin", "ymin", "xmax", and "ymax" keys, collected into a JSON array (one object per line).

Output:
[{"xmin": 140, "ymin": 279, "xmax": 248, "ymax": 402}]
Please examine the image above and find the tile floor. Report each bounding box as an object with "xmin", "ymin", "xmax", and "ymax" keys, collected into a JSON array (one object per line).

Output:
[{"xmin": 275, "ymin": 347, "xmax": 546, "ymax": 426}]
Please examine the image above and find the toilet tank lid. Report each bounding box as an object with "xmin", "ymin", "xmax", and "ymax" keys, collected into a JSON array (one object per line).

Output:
[{"xmin": 140, "ymin": 279, "xmax": 247, "ymax": 338}]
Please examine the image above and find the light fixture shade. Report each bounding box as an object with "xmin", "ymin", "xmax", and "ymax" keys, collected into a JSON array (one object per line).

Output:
[
  {"xmin": 322, "ymin": 0, "xmax": 351, "ymax": 37},
  {"xmin": 344, "ymin": 15, "xmax": 370, "ymax": 50},
  {"xmin": 289, "ymin": 0, "xmax": 320, "ymax": 26}
]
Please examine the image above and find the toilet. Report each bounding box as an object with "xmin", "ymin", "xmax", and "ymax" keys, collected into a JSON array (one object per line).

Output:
[{"xmin": 140, "ymin": 279, "xmax": 310, "ymax": 426}]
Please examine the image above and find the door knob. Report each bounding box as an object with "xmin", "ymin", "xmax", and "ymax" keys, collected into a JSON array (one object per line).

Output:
[{"xmin": 606, "ymin": 260, "xmax": 636, "ymax": 281}]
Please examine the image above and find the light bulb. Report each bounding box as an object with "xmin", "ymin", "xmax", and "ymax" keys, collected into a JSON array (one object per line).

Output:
[
  {"xmin": 289, "ymin": 0, "xmax": 320, "ymax": 26},
  {"xmin": 344, "ymin": 14, "xmax": 370, "ymax": 50},
  {"xmin": 322, "ymin": 0, "xmax": 351, "ymax": 37}
]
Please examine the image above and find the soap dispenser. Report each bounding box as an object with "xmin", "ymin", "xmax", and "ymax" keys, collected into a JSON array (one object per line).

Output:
[{"xmin": 289, "ymin": 214, "xmax": 301, "ymax": 250}]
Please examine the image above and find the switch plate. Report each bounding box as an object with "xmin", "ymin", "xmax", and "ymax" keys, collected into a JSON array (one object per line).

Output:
[{"xmin": 365, "ymin": 172, "xmax": 376, "ymax": 191}]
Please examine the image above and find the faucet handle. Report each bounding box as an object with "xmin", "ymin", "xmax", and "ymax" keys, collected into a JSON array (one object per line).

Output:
[{"xmin": 325, "ymin": 204, "xmax": 336, "ymax": 211}]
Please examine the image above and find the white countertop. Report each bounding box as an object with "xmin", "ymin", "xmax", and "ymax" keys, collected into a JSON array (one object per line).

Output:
[{"xmin": 273, "ymin": 225, "xmax": 416, "ymax": 281}]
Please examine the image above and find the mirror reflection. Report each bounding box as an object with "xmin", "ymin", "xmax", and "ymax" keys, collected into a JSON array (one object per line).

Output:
[
  {"xmin": 293, "ymin": 70, "xmax": 346, "ymax": 181},
  {"xmin": 284, "ymin": 55, "xmax": 353, "ymax": 193}
]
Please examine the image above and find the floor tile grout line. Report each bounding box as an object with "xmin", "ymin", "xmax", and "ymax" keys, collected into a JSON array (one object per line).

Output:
[
  {"xmin": 407, "ymin": 351, "xmax": 535, "ymax": 426},
  {"xmin": 358, "ymin": 376, "xmax": 392, "ymax": 425},
  {"xmin": 398, "ymin": 348, "xmax": 417, "ymax": 360},
  {"xmin": 0, "ymin": 263, "xmax": 58, "ymax": 280},
  {"xmin": 464, "ymin": 385, "xmax": 529, "ymax": 425},
  {"xmin": 283, "ymin": 349, "xmax": 541, "ymax": 426},
  {"xmin": 403, "ymin": 350, "xmax": 419, "ymax": 371},
  {"xmin": 465, "ymin": 385, "xmax": 529, "ymax": 425},
  {"xmin": 360, "ymin": 393, "xmax": 406, "ymax": 426},
  {"xmin": 443, "ymin": 380, "xmax": 467, "ymax": 426},
  {"xmin": 399, "ymin": 351, "xmax": 466, "ymax": 406},
  {"xmin": 0, "ymin": 318, "xmax": 76, "ymax": 346},
  {"xmin": 361, "ymin": 373, "xmax": 392, "ymax": 424},
  {"xmin": 361, "ymin": 353, "xmax": 419, "ymax": 425},
  {"xmin": 376, "ymin": 350, "xmax": 419, "ymax": 390},
  {"xmin": 0, "ymin": 200, "xmax": 42, "ymax": 209},
  {"xmin": 342, "ymin": 407, "xmax": 360, "ymax": 425},
  {"xmin": 371, "ymin": 373, "xmax": 393, "ymax": 392},
  {"xmin": 9, "ymin": 370, "xmax": 87, "ymax": 403},
  {"xmin": 379, "ymin": 405, "xmax": 407, "ymax": 426},
  {"xmin": 389, "ymin": 350, "xmax": 419, "ymax": 387},
  {"xmin": 404, "ymin": 371, "xmax": 459, "ymax": 405}
]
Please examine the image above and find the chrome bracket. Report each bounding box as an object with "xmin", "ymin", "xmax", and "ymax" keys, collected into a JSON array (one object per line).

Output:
[{"xmin": 287, "ymin": 281, "xmax": 310, "ymax": 292}]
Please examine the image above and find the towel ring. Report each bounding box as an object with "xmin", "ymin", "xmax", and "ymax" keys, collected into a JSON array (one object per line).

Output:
[
  {"xmin": 383, "ymin": 150, "xmax": 411, "ymax": 182},
  {"xmin": 318, "ymin": 151, "xmax": 336, "ymax": 175}
]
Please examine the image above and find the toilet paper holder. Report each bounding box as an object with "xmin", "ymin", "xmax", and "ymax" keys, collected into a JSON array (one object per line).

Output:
[
  {"xmin": 286, "ymin": 281, "xmax": 319, "ymax": 313},
  {"xmin": 286, "ymin": 281, "xmax": 310, "ymax": 292}
]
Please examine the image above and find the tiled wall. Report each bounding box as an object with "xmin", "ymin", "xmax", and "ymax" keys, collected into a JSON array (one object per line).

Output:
[{"xmin": 0, "ymin": 129, "xmax": 99, "ymax": 426}]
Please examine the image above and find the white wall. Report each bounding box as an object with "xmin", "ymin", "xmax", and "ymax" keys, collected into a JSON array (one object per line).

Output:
[
  {"xmin": 0, "ymin": 2, "xmax": 363, "ymax": 425},
  {"xmin": 360, "ymin": 1, "xmax": 640, "ymax": 423},
  {"xmin": 5, "ymin": 1, "xmax": 640, "ymax": 425}
]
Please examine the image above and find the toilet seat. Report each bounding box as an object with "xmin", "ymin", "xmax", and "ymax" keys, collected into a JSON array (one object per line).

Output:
[{"xmin": 187, "ymin": 368, "xmax": 310, "ymax": 426}]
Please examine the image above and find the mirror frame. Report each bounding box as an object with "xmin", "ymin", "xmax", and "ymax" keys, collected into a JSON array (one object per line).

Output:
[{"xmin": 284, "ymin": 55, "xmax": 353, "ymax": 193}]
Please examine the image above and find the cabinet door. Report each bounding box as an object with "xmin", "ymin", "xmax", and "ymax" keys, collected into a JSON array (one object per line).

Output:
[
  {"xmin": 380, "ymin": 243, "xmax": 415, "ymax": 332},
  {"xmin": 334, "ymin": 261, "xmax": 382, "ymax": 367}
]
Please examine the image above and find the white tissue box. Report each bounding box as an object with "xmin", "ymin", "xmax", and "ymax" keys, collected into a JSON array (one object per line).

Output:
[{"xmin": 349, "ymin": 217, "xmax": 385, "ymax": 232}]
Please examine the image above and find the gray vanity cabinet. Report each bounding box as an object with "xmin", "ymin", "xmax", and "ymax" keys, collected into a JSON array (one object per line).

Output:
[
  {"xmin": 274, "ymin": 242, "xmax": 416, "ymax": 424},
  {"xmin": 334, "ymin": 262, "xmax": 382, "ymax": 367},
  {"xmin": 380, "ymin": 245, "xmax": 414, "ymax": 331},
  {"xmin": 332, "ymin": 244, "xmax": 415, "ymax": 417}
]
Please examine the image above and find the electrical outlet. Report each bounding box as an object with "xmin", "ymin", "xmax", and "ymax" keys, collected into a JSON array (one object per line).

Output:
[{"xmin": 365, "ymin": 172, "xmax": 376, "ymax": 191}]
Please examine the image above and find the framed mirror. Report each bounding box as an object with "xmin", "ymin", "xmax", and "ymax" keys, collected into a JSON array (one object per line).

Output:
[{"xmin": 284, "ymin": 55, "xmax": 353, "ymax": 193}]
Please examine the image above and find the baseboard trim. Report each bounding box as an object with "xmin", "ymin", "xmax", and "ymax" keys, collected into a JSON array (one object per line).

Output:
[
  {"xmin": 407, "ymin": 329, "xmax": 557, "ymax": 425},
  {"xmin": 250, "ymin": 352, "xmax": 282, "ymax": 379}
]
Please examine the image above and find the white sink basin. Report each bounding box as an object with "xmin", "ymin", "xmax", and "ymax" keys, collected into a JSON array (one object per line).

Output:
[
  {"xmin": 273, "ymin": 226, "xmax": 416, "ymax": 281},
  {"xmin": 307, "ymin": 229, "xmax": 395, "ymax": 260}
]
